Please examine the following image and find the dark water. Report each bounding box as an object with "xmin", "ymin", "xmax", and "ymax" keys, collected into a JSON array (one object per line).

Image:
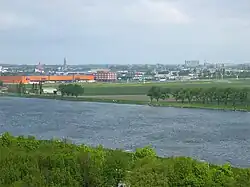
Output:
[{"xmin": 0, "ymin": 97, "xmax": 250, "ymax": 167}]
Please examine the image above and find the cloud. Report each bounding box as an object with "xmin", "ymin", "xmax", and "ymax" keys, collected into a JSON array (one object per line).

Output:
[
  {"xmin": 0, "ymin": 0, "xmax": 250, "ymax": 64},
  {"xmin": 123, "ymin": 0, "xmax": 191, "ymax": 24},
  {"xmin": 1, "ymin": 0, "xmax": 249, "ymax": 32},
  {"xmin": 27, "ymin": 0, "xmax": 190, "ymax": 26},
  {"xmin": 0, "ymin": 0, "xmax": 191, "ymax": 29},
  {"xmin": 0, "ymin": 11, "xmax": 35, "ymax": 31}
]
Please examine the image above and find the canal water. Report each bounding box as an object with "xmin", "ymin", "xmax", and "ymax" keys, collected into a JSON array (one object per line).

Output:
[{"xmin": 0, "ymin": 96, "xmax": 250, "ymax": 167}]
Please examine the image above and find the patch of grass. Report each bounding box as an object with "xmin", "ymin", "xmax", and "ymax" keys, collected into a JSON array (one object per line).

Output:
[{"xmin": 81, "ymin": 95, "xmax": 150, "ymax": 101}]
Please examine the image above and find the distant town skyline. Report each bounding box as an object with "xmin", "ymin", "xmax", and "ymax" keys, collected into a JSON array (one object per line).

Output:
[
  {"xmin": 0, "ymin": 0, "xmax": 250, "ymax": 64},
  {"xmin": 1, "ymin": 59, "xmax": 250, "ymax": 66}
]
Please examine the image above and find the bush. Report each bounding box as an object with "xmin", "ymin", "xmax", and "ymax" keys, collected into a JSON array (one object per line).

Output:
[
  {"xmin": 0, "ymin": 133, "xmax": 249, "ymax": 187},
  {"xmin": 58, "ymin": 84, "xmax": 84, "ymax": 97}
]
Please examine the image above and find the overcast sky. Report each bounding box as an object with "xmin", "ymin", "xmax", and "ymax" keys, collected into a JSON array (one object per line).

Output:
[{"xmin": 0, "ymin": 0, "xmax": 250, "ymax": 65}]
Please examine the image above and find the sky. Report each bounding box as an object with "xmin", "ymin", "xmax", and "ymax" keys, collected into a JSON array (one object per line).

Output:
[{"xmin": 0, "ymin": 0, "xmax": 250, "ymax": 65}]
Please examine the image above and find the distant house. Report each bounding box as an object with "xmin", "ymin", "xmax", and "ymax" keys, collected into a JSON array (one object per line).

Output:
[
  {"xmin": 0, "ymin": 86, "xmax": 8, "ymax": 93},
  {"xmin": 43, "ymin": 88, "xmax": 57, "ymax": 94}
]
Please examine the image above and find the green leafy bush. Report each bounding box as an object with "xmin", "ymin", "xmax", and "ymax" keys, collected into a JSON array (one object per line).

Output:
[
  {"xmin": 0, "ymin": 133, "xmax": 250, "ymax": 187},
  {"xmin": 58, "ymin": 84, "xmax": 84, "ymax": 97}
]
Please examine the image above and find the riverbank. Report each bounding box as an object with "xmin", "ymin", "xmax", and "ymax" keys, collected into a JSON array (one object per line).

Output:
[
  {"xmin": 0, "ymin": 133, "xmax": 250, "ymax": 186},
  {"xmin": 1, "ymin": 93, "xmax": 249, "ymax": 112}
]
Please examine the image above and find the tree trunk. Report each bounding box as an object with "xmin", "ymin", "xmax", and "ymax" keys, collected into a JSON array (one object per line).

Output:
[
  {"xmin": 233, "ymin": 102, "xmax": 236, "ymax": 111},
  {"xmin": 150, "ymin": 96, "xmax": 153, "ymax": 102},
  {"xmin": 202, "ymin": 98, "xmax": 205, "ymax": 104}
]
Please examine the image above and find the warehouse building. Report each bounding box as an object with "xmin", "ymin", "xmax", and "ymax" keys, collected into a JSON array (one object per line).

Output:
[{"xmin": 0, "ymin": 75, "xmax": 95, "ymax": 84}]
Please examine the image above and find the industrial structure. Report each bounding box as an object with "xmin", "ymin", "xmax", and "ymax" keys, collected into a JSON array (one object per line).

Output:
[
  {"xmin": 63, "ymin": 57, "xmax": 67, "ymax": 71},
  {"xmin": 0, "ymin": 75, "xmax": 95, "ymax": 84}
]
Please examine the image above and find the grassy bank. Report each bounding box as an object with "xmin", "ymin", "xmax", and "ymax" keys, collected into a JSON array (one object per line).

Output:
[
  {"xmin": 1, "ymin": 133, "xmax": 250, "ymax": 186},
  {"xmin": 35, "ymin": 79, "xmax": 250, "ymax": 95},
  {"xmin": 2, "ymin": 93, "xmax": 249, "ymax": 112}
]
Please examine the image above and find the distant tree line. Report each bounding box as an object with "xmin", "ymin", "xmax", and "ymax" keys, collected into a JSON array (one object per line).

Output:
[
  {"xmin": 58, "ymin": 84, "xmax": 84, "ymax": 97},
  {"xmin": 7, "ymin": 82, "xmax": 27, "ymax": 94},
  {"xmin": 6, "ymin": 82, "xmax": 44, "ymax": 95},
  {"xmin": 147, "ymin": 86, "xmax": 249, "ymax": 108},
  {"xmin": 30, "ymin": 82, "xmax": 43, "ymax": 94},
  {"xmin": 6, "ymin": 82, "xmax": 85, "ymax": 97}
]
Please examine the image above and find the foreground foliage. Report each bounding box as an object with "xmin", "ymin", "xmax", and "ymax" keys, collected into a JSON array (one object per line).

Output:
[{"xmin": 0, "ymin": 133, "xmax": 250, "ymax": 187}]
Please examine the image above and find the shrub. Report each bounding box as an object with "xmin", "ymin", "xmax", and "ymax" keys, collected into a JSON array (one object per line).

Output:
[{"xmin": 0, "ymin": 133, "xmax": 249, "ymax": 187}]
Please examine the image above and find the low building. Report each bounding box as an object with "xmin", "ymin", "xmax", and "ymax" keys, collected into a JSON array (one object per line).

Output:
[{"xmin": 185, "ymin": 60, "xmax": 200, "ymax": 68}]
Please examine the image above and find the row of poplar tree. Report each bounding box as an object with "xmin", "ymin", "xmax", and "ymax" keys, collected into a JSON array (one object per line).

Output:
[{"xmin": 147, "ymin": 86, "xmax": 249, "ymax": 107}]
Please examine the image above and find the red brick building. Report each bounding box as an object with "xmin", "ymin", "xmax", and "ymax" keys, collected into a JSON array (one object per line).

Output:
[{"xmin": 95, "ymin": 71, "xmax": 117, "ymax": 82}]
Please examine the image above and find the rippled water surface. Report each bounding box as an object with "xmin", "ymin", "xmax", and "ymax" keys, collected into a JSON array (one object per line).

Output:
[{"xmin": 0, "ymin": 97, "xmax": 250, "ymax": 167}]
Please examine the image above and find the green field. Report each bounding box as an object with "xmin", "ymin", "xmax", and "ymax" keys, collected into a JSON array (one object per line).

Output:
[{"xmin": 43, "ymin": 79, "xmax": 250, "ymax": 95}]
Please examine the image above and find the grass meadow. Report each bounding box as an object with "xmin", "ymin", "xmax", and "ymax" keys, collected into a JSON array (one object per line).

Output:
[{"xmin": 42, "ymin": 79, "xmax": 250, "ymax": 95}]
